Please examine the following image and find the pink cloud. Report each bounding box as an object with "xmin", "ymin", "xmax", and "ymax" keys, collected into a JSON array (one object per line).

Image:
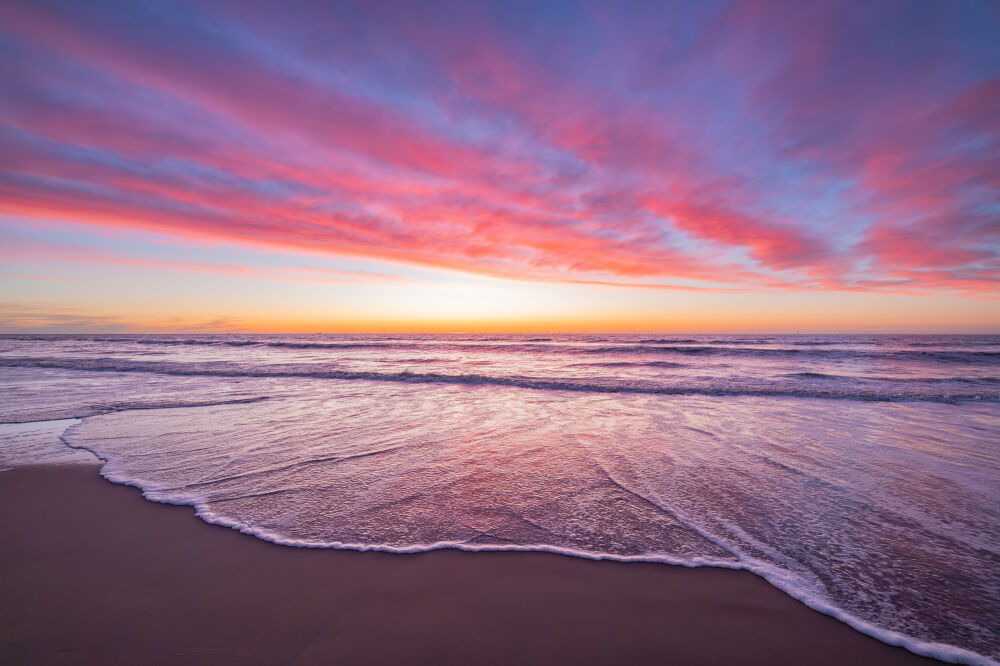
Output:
[{"xmin": 0, "ymin": 0, "xmax": 995, "ymax": 298}]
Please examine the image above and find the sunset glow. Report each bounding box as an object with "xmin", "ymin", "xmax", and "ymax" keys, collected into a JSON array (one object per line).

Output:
[{"xmin": 1, "ymin": 0, "xmax": 998, "ymax": 332}]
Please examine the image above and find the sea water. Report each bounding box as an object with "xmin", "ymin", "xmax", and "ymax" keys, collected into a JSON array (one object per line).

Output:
[{"xmin": 1, "ymin": 334, "xmax": 997, "ymax": 663}]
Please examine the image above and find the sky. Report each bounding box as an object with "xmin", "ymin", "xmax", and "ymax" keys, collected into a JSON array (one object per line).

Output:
[{"xmin": 0, "ymin": 0, "xmax": 998, "ymax": 333}]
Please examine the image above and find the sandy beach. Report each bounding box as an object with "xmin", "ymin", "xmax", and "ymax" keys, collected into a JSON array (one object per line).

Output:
[{"xmin": 0, "ymin": 464, "xmax": 943, "ymax": 665}]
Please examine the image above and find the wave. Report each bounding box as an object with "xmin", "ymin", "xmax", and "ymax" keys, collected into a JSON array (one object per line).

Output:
[
  {"xmin": 131, "ymin": 338, "xmax": 392, "ymax": 350},
  {"xmin": 71, "ymin": 396, "xmax": 268, "ymax": 422},
  {"xmin": 5, "ymin": 335, "xmax": 1000, "ymax": 362},
  {"xmin": 158, "ymin": 340, "xmax": 1000, "ymax": 362},
  {"xmin": 580, "ymin": 345, "xmax": 1000, "ymax": 363},
  {"xmin": 906, "ymin": 341, "xmax": 1000, "ymax": 347},
  {"xmin": 785, "ymin": 372, "xmax": 837, "ymax": 379},
  {"xmin": 580, "ymin": 360, "xmax": 688, "ymax": 368},
  {"xmin": 3, "ymin": 357, "xmax": 997, "ymax": 403},
  {"xmin": 783, "ymin": 372, "xmax": 1000, "ymax": 384},
  {"xmin": 54, "ymin": 419, "xmax": 998, "ymax": 666},
  {"xmin": 124, "ymin": 338, "xmax": 555, "ymax": 352}
]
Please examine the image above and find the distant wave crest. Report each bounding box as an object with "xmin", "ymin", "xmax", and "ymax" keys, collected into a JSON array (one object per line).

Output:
[{"xmin": 2, "ymin": 357, "xmax": 996, "ymax": 403}]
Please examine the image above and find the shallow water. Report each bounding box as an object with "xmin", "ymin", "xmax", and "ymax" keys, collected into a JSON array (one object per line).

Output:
[{"xmin": 1, "ymin": 334, "xmax": 998, "ymax": 663}]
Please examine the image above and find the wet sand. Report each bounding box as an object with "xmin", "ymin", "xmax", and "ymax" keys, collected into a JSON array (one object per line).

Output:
[{"xmin": 0, "ymin": 464, "xmax": 942, "ymax": 665}]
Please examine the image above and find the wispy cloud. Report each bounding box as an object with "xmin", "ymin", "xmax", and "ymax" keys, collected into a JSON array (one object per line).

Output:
[
  {"xmin": 0, "ymin": 0, "xmax": 996, "ymax": 297},
  {"xmin": 1, "ymin": 236, "xmax": 421, "ymax": 286}
]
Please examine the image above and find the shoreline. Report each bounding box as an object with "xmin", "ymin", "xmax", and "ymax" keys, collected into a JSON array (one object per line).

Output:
[{"xmin": 0, "ymin": 464, "xmax": 946, "ymax": 665}]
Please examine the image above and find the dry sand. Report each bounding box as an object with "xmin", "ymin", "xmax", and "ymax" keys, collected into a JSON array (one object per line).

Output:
[{"xmin": 0, "ymin": 464, "xmax": 942, "ymax": 665}]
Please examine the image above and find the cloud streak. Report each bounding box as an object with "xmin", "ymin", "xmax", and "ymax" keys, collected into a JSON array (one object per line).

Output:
[{"xmin": 0, "ymin": 0, "xmax": 996, "ymax": 296}]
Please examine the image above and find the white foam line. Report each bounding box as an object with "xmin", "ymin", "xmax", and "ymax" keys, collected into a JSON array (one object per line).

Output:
[{"xmin": 53, "ymin": 417, "xmax": 999, "ymax": 666}]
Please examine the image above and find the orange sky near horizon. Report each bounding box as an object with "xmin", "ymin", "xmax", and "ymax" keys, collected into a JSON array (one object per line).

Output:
[{"xmin": 3, "ymin": 230, "xmax": 997, "ymax": 334}]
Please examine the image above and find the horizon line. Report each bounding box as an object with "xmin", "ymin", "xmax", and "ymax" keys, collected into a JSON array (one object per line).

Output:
[{"xmin": 3, "ymin": 330, "xmax": 998, "ymax": 336}]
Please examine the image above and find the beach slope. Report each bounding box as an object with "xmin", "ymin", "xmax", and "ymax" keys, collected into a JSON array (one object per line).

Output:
[{"xmin": 0, "ymin": 465, "xmax": 941, "ymax": 665}]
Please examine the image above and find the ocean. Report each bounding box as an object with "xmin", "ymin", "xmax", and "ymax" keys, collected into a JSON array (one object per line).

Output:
[{"xmin": 1, "ymin": 333, "xmax": 998, "ymax": 664}]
